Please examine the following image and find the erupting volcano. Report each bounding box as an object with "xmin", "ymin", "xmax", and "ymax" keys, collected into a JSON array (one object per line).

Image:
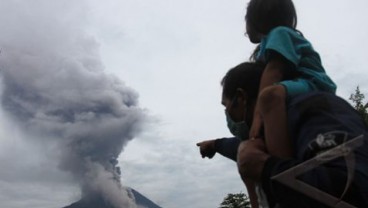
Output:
[{"xmin": 0, "ymin": 1, "xmax": 153, "ymax": 207}]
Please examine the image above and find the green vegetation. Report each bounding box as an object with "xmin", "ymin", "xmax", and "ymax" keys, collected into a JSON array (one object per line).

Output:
[
  {"xmin": 219, "ymin": 192, "xmax": 251, "ymax": 208},
  {"xmin": 349, "ymin": 86, "xmax": 368, "ymax": 125}
]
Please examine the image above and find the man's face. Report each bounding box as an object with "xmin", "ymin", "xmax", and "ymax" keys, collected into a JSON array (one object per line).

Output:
[{"xmin": 221, "ymin": 92, "xmax": 247, "ymax": 123}]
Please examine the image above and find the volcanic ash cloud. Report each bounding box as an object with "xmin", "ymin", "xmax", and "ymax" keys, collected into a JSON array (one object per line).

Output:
[{"xmin": 0, "ymin": 1, "xmax": 144, "ymax": 207}]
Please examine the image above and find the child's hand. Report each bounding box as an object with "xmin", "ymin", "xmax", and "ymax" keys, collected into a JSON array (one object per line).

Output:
[
  {"xmin": 237, "ymin": 138, "xmax": 269, "ymax": 181},
  {"xmin": 249, "ymin": 112, "xmax": 263, "ymax": 139}
]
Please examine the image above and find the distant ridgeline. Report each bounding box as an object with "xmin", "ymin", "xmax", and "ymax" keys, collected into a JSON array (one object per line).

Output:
[
  {"xmin": 63, "ymin": 187, "xmax": 162, "ymax": 208},
  {"xmin": 130, "ymin": 188, "xmax": 162, "ymax": 208}
]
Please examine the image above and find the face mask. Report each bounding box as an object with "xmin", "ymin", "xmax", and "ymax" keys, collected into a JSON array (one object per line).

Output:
[{"xmin": 225, "ymin": 110, "xmax": 249, "ymax": 140}]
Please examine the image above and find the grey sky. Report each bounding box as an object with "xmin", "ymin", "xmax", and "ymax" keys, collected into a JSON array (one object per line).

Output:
[{"xmin": 0, "ymin": 0, "xmax": 367, "ymax": 208}]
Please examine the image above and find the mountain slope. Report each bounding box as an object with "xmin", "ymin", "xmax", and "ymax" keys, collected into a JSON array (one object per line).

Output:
[
  {"xmin": 130, "ymin": 188, "xmax": 162, "ymax": 208},
  {"xmin": 63, "ymin": 187, "xmax": 162, "ymax": 208}
]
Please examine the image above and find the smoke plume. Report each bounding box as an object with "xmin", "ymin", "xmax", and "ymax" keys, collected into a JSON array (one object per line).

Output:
[{"xmin": 0, "ymin": 1, "xmax": 144, "ymax": 207}]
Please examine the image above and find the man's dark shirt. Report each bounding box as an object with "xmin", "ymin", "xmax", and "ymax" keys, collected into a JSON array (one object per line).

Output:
[{"xmin": 215, "ymin": 92, "xmax": 368, "ymax": 207}]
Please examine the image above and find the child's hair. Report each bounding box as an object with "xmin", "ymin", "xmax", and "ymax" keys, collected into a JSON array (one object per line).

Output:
[
  {"xmin": 249, "ymin": 45, "xmax": 260, "ymax": 62},
  {"xmin": 246, "ymin": 0, "xmax": 297, "ymax": 35},
  {"xmin": 221, "ymin": 62, "xmax": 265, "ymax": 100}
]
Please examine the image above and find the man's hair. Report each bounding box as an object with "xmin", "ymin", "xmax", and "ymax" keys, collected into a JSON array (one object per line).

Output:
[
  {"xmin": 221, "ymin": 62, "xmax": 265, "ymax": 100},
  {"xmin": 246, "ymin": 0, "xmax": 297, "ymax": 34}
]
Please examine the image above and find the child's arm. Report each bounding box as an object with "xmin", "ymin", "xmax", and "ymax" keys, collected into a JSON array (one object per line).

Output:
[
  {"xmin": 259, "ymin": 58, "xmax": 286, "ymax": 90},
  {"xmin": 252, "ymin": 54, "xmax": 293, "ymax": 158},
  {"xmin": 249, "ymin": 55, "xmax": 287, "ymax": 139}
]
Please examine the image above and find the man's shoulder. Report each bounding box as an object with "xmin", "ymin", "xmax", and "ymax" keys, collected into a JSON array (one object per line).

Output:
[
  {"xmin": 286, "ymin": 92, "xmax": 365, "ymax": 141},
  {"xmin": 287, "ymin": 92, "xmax": 345, "ymax": 108},
  {"xmin": 286, "ymin": 92, "xmax": 358, "ymax": 133}
]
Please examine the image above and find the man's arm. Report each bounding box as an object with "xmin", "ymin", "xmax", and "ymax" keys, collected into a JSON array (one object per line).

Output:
[
  {"xmin": 197, "ymin": 137, "xmax": 240, "ymax": 161},
  {"xmin": 238, "ymin": 139, "xmax": 366, "ymax": 208},
  {"xmin": 215, "ymin": 137, "xmax": 240, "ymax": 161},
  {"xmin": 237, "ymin": 139, "xmax": 328, "ymax": 207},
  {"xmin": 261, "ymin": 157, "xmax": 349, "ymax": 208}
]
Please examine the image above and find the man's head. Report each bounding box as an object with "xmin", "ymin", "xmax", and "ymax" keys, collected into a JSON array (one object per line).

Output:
[{"xmin": 221, "ymin": 62, "xmax": 264, "ymax": 132}]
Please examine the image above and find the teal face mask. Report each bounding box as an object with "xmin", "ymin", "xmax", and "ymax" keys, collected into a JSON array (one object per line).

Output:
[{"xmin": 225, "ymin": 110, "xmax": 249, "ymax": 140}]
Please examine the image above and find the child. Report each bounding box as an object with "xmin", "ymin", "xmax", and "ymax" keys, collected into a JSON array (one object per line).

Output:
[{"xmin": 245, "ymin": 0, "xmax": 336, "ymax": 158}]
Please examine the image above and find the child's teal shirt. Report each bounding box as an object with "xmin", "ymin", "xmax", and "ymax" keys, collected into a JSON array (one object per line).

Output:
[{"xmin": 257, "ymin": 26, "xmax": 337, "ymax": 97}]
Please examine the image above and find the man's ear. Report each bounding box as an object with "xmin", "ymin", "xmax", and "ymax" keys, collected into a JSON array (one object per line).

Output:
[{"xmin": 235, "ymin": 88, "xmax": 247, "ymax": 106}]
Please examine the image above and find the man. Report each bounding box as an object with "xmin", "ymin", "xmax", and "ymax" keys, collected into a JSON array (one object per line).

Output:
[{"xmin": 197, "ymin": 62, "xmax": 368, "ymax": 207}]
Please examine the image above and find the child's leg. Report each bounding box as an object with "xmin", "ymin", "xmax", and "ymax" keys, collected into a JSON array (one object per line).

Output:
[
  {"xmin": 243, "ymin": 178, "xmax": 259, "ymax": 208},
  {"xmin": 258, "ymin": 84, "xmax": 292, "ymax": 158},
  {"xmin": 237, "ymin": 141, "xmax": 261, "ymax": 208},
  {"xmin": 249, "ymin": 106, "xmax": 263, "ymax": 139}
]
